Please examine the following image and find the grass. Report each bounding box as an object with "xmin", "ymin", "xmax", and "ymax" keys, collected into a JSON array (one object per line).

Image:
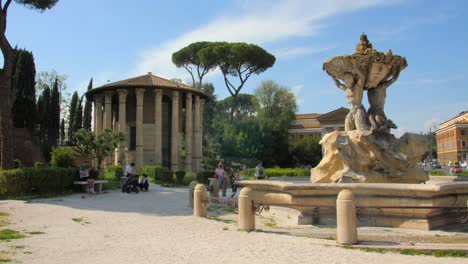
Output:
[
  {"xmin": 0, "ymin": 258, "xmax": 11, "ymax": 262},
  {"xmin": 0, "ymin": 230, "xmax": 25, "ymax": 241},
  {"xmin": 341, "ymin": 246, "xmax": 466, "ymax": 258},
  {"xmin": 26, "ymin": 231, "xmax": 45, "ymax": 235},
  {"xmin": 264, "ymin": 217, "xmax": 279, "ymax": 228},
  {"xmin": 223, "ymin": 226, "xmax": 229, "ymax": 231},
  {"xmin": 72, "ymin": 218, "xmax": 90, "ymax": 225}
]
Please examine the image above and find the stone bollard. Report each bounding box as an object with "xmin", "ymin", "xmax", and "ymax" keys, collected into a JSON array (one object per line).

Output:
[
  {"xmin": 208, "ymin": 178, "xmax": 220, "ymax": 202},
  {"xmin": 238, "ymin": 187, "xmax": 255, "ymax": 231},
  {"xmin": 189, "ymin": 180, "xmax": 199, "ymax": 208},
  {"xmin": 336, "ymin": 189, "xmax": 357, "ymax": 245},
  {"xmin": 194, "ymin": 184, "xmax": 208, "ymax": 217}
]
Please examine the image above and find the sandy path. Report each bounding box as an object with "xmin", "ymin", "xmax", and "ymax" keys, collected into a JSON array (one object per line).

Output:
[{"xmin": 0, "ymin": 184, "xmax": 466, "ymax": 264}]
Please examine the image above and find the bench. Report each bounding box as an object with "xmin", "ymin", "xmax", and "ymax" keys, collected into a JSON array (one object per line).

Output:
[{"xmin": 73, "ymin": 180, "xmax": 108, "ymax": 193}]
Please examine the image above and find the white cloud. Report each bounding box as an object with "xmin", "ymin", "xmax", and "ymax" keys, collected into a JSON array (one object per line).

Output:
[
  {"xmin": 393, "ymin": 127, "xmax": 408, "ymax": 138},
  {"xmin": 132, "ymin": 0, "xmax": 397, "ymax": 79},
  {"xmin": 423, "ymin": 118, "xmax": 441, "ymax": 132},
  {"xmin": 275, "ymin": 46, "xmax": 333, "ymax": 60},
  {"xmin": 290, "ymin": 84, "xmax": 304, "ymax": 111}
]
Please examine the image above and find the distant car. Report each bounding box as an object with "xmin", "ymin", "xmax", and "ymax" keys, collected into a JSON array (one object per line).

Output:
[
  {"xmin": 452, "ymin": 165, "xmax": 463, "ymax": 174},
  {"xmin": 431, "ymin": 162, "xmax": 441, "ymax": 169}
]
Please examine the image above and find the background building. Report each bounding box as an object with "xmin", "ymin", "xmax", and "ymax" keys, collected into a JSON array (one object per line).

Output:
[
  {"xmin": 436, "ymin": 111, "xmax": 468, "ymax": 165},
  {"xmin": 86, "ymin": 72, "xmax": 209, "ymax": 171},
  {"xmin": 289, "ymin": 107, "xmax": 348, "ymax": 140}
]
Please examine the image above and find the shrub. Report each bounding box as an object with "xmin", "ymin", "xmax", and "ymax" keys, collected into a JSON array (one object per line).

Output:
[
  {"xmin": 142, "ymin": 166, "xmax": 169, "ymax": 181},
  {"xmin": 175, "ymin": 171, "xmax": 185, "ymax": 185},
  {"xmin": 240, "ymin": 167, "xmax": 309, "ymax": 178},
  {"xmin": 105, "ymin": 165, "xmax": 123, "ymax": 181},
  {"xmin": 159, "ymin": 170, "xmax": 174, "ymax": 183},
  {"xmin": 13, "ymin": 159, "xmax": 23, "ymax": 168},
  {"xmin": 34, "ymin": 162, "xmax": 44, "ymax": 168},
  {"xmin": 0, "ymin": 167, "xmax": 77, "ymax": 196},
  {"xmin": 196, "ymin": 171, "xmax": 212, "ymax": 184},
  {"xmin": 50, "ymin": 147, "xmax": 77, "ymax": 168},
  {"xmin": 89, "ymin": 168, "xmax": 99, "ymax": 179},
  {"xmin": 183, "ymin": 172, "xmax": 197, "ymax": 185}
]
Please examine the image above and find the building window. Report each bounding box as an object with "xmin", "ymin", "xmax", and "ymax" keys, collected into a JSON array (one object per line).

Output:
[
  {"xmin": 130, "ymin": 126, "xmax": 136, "ymax": 150},
  {"xmin": 462, "ymin": 141, "xmax": 466, "ymax": 148},
  {"xmin": 462, "ymin": 129, "xmax": 466, "ymax": 135}
]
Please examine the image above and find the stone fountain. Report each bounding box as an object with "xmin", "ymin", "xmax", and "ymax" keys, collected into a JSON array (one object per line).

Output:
[
  {"xmin": 313, "ymin": 33, "xmax": 427, "ymax": 184},
  {"xmin": 237, "ymin": 34, "xmax": 468, "ymax": 230}
]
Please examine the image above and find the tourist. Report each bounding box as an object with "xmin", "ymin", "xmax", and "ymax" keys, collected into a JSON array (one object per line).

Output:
[
  {"xmin": 230, "ymin": 169, "xmax": 240, "ymax": 197},
  {"xmin": 125, "ymin": 162, "xmax": 137, "ymax": 177},
  {"xmin": 215, "ymin": 162, "xmax": 224, "ymax": 186},
  {"xmin": 139, "ymin": 174, "xmax": 149, "ymax": 191},
  {"xmin": 79, "ymin": 161, "xmax": 95, "ymax": 194},
  {"xmin": 222, "ymin": 167, "xmax": 232, "ymax": 198},
  {"xmin": 255, "ymin": 161, "xmax": 265, "ymax": 180}
]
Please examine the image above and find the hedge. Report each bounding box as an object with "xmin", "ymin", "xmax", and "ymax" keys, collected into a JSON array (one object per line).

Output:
[
  {"xmin": 142, "ymin": 166, "xmax": 170, "ymax": 181},
  {"xmin": 0, "ymin": 167, "xmax": 77, "ymax": 196},
  {"xmin": 240, "ymin": 168, "xmax": 310, "ymax": 178},
  {"xmin": 105, "ymin": 165, "xmax": 123, "ymax": 180}
]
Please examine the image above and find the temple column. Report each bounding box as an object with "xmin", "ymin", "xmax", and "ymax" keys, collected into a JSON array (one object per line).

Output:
[
  {"xmin": 193, "ymin": 95, "xmax": 201, "ymax": 171},
  {"xmin": 171, "ymin": 90, "xmax": 180, "ymax": 171},
  {"xmin": 93, "ymin": 94, "xmax": 104, "ymax": 135},
  {"xmin": 185, "ymin": 93, "xmax": 193, "ymax": 171},
  {"xmin": 154, "ymin": 89, "xmax": 163, "ymax": 166},
  {"xmin": 103, "ymin": 91, "xmax": 113, "ymax": 130},
  {"xmin": 117, "ymin": 89, "xmax": 128, "ymax": 165},
  {"xmin": 135, "ymin": 88, "xmax": 145, "ymax": 168},
  {"xmin": 199, "ymin": 98, "xmax": 205, "ymax": 170}
]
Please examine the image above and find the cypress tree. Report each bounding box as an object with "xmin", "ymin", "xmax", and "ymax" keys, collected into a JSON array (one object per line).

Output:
[
  {"xmin": 37, "ymin": 87, "xmax": 51, "ymax": 146},
  {"xmin": 82, "ymin": 78, "xmax": 93, "ymax": 130},
  {"xmin": 67, "ymin": 91, "xmax": 79, "ymax": 141},
  {"xmin": 60, "ymin": 118, "xmax": 65, "ymax": 145},
  {"xmin": 48, "ymin": 79, "xmax": 60, "ymax": 147},
  {"xmin": 75, "ymin": 98, "xmax": 83, "ymax": 131},
  {"xmin": 11, "ymin": 48, "xmax": 36, "ymax": 131}
]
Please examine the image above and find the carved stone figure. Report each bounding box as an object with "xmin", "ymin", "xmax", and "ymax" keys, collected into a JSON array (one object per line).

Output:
[{"xmin": 329, "ymin": 62, "xmax": 369, "ymax": 131}]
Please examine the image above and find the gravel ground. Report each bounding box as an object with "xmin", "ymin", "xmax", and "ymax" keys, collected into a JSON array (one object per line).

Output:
[{"xmin": 0, "ymin": 183, "xmax": 467, "ymax": 264}]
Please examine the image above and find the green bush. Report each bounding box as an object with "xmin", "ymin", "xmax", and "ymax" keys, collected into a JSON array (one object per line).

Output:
[
  {"xmin": 50, "ymin": 147, "xmax": 77, "ymax": 168},
  {"xmin": 34, "ymin": 162, "xmax": 44, "ymax": 168},
  {"xmin": 105, "ymin": 165, "xmax": 123, "ymax": 180},
  {"xmin": 175, "ymin": 171, "xmax": 185, "ymax": 184},
  {"xmin": 89, "ymin": 168, "xmax": 99, "ymax": 179},
  {"xmin": 183, "ymin": 172, "xmax": 197, "ymax": 185},
  {"xmin": 142, "ymin": 166, "xmax": 169, "ymax": 181},
  {"xmin": 196, "ymin": 171, "xmax": 212, "ymax": 184},
  {"xmin": 159, "ymin": 170, "xmax": 174, "ymax": 182},
  {"xmin": 0, "ymin": 167, "xmax": 77, "ymax": 196},
  {"xmin": 13, "ymin": 159, "xmax": 23, "ymax": 168},
  {"xmin": 240, "ymin": 167, "xmax": 309, "ymax": 178}
]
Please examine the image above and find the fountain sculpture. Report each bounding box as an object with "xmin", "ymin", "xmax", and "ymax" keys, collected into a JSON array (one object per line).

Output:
[{"xmin": 313, "ymin": 34, "xmax": 428, "ymax": 183}]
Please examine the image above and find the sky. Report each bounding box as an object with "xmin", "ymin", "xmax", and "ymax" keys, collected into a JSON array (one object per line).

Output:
[{"xmin": 5, "ymin": 0, "xmax": 468, "ymax": 136}]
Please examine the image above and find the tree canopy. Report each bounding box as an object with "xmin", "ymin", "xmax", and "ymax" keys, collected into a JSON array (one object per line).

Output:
[{"xmin": 172, "ymin": 41, "xmax": 217, "ymax": 88}]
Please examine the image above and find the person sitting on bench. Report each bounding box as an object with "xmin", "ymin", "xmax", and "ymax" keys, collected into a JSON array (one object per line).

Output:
[{"xmin": 79, "ymin": 161, "xmax": 95, "ymax": 194}]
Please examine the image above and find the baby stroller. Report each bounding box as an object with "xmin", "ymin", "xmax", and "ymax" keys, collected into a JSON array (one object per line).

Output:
[{"xmin": 122, "ymin": 174, "xmax": 139, "ymax": 193}]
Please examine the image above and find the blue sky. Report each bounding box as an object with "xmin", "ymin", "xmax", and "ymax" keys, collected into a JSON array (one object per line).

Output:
[{"xmin": 6, "ymin": 0, "xmax": 468, "ymax": 136}]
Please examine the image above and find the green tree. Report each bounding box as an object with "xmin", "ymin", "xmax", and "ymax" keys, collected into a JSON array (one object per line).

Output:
[
  {"xmin": 36, "ymin": 87, "xmax": 51, "ymax": 146},
  {"xmin": 48, "ymin": 78, "xmax": 60, "ymax": 147},
  {"xmin": 74, "ymin": 128, "xmax": 125, "ymax": 171},
  {"xmin": 67, "ymin": 91, "xmax": 79, "ymax": 142},
  {"xmin": 82, "ymin": 78, "xmax": 93, "ymax": 130},
  {"xmin": 199, "ymin": 42, "xmax": 275, "ymax": 118},
  {"xmin": 289, "ymin": 137, "xmax": 322, "ymax": 167},
  {"xmin": 172, "ymin": 42, "xmax": 217, "ymax": 88},
  {"xmin": 0, "ymin": 0, "xmax": 59, "ymax": 168},
  {"xmin": 60, "ymin": 118, "xmax": 65, "ymax": 145},
  {"xmin": 254, "ymin": 81, "xmax": 297, "ymax": 166},
  {"xmin": 36, "ymin": 70, "xmax": 68, "ymax": 120},
  {"xmin": 75, "ymin": 99, "xmax": 83, "ymax": 132},
  {"xmin": 11, "ymin": 48, "xmax": 36, "ymax": 130}
]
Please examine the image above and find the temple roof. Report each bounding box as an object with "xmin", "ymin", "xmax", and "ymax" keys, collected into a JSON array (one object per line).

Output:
[{"xmin": 85, "ymin": 72, "xmax": 210, "ymax": 99}]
